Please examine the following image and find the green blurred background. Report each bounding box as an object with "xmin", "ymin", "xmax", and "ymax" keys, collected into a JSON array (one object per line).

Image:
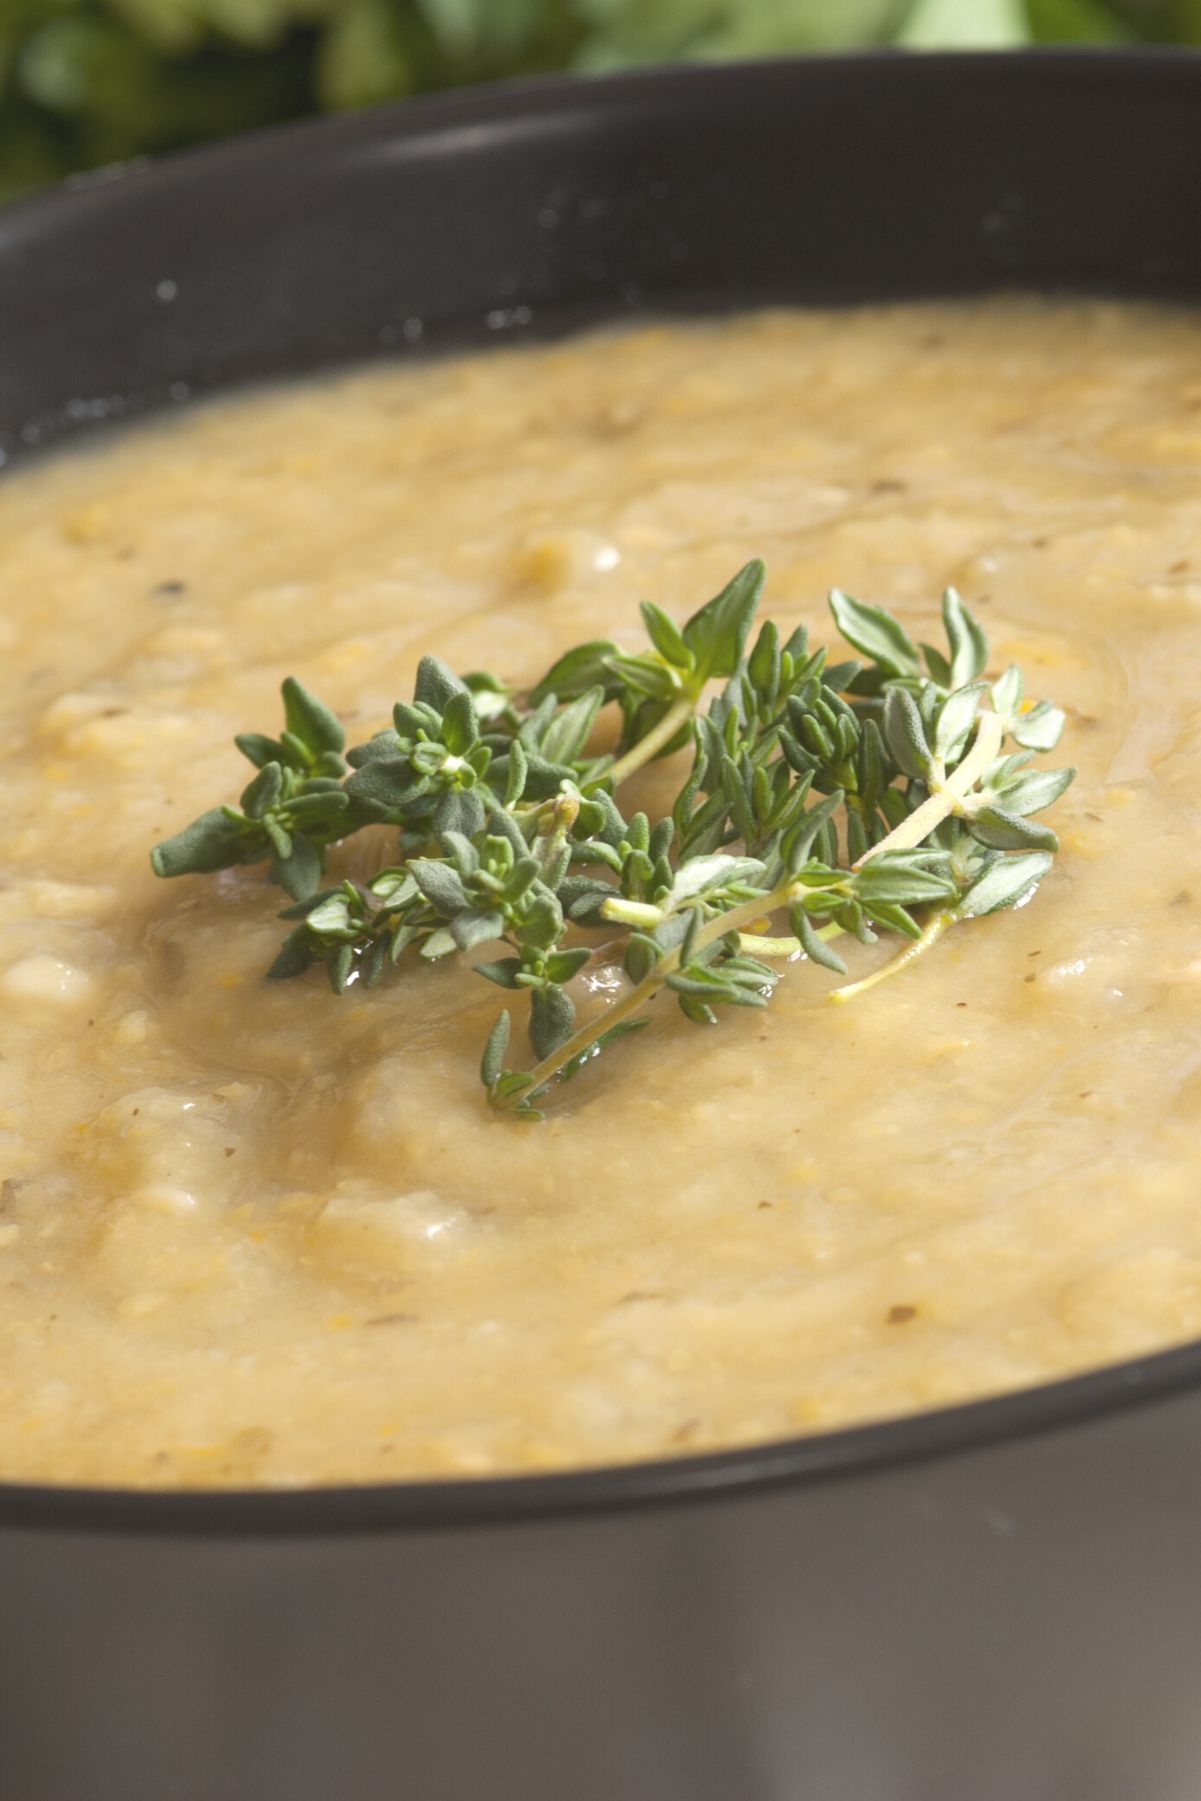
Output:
[{"xmin": 1, "ymin": 0, "xmax": 1198, "ymax": 201}]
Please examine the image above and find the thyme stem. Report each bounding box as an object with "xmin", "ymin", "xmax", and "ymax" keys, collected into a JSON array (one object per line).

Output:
[
  {"xmin": 737, "ymin": 922, "xmax": 845, "ymax": 958},
  {"xmin": 603, "ymin": 692, "xmax": 698, "ymax": 789},
  {"xmin": 518, "ymin": 880, "xmax": 800, "ymax": 1095},
  {"xmin": 828, "ymin": 908, "xmax": 953, "ymax": 1005},
  {"xmin": 853, "ymin": 709, "xmax": 1005, "ymax": 867}
]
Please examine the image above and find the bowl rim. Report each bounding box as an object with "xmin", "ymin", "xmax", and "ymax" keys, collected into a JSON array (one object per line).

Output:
[
  {"xmin": 1, "ymin": 39, "xmax": 1197, "ymax": 247},
  {"xmin": 3, "ymin": 44, "xmax": 1201, "ymax": 1536},
  {"xmin": 4, "ymin": 1336, "xmax": 1201, "ymax": 1536}
]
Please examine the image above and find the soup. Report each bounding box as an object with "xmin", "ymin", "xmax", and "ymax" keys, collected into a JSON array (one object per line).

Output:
[{"xmin": 1, "ymin": 299, "xmax": 1200, "ymax": 1488}]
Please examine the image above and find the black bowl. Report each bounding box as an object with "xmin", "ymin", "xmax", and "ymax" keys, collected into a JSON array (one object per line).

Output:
[{"xmin": 3, "ymin": 51, "xmax": 1201, "ymax": 1801}]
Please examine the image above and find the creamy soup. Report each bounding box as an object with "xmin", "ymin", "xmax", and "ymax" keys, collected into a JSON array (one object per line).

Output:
[{"xmin": 1, "ymin": 299, "xmax": 1200, "ymax": 1489}]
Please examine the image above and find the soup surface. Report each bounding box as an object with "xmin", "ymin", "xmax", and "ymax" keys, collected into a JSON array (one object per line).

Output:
[{"xmin": 1, "ymin": 300, "xmax": 1200, "ymax": 1488}]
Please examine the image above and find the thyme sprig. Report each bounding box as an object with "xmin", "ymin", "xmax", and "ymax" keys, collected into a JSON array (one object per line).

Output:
[{"xmin": 151, "ymin": 563, "xmax": 1074, "ymax": 1118}]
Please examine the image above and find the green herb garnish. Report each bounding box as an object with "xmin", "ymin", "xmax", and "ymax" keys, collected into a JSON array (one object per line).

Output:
[{"xmin": 151, "ymin": 563, "xmax": 1073, "ymax": 1117}]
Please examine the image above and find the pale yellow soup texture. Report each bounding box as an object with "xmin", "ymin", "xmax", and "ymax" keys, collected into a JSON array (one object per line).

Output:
[{"xmin": 2, "ymin": 299, "xmax": 1201, "ymax": 1490}]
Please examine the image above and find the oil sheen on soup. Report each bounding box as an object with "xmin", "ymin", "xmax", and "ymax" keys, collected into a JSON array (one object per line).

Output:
[{"xmin": 1, "ymin": 299, "xmax": 1200, "ymax": 1488}]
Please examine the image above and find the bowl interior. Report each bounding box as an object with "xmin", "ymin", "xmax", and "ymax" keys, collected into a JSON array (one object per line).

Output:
[{"xmin": 3, "ymin": 49, "xmax": 1201, "ymax": 1525}]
